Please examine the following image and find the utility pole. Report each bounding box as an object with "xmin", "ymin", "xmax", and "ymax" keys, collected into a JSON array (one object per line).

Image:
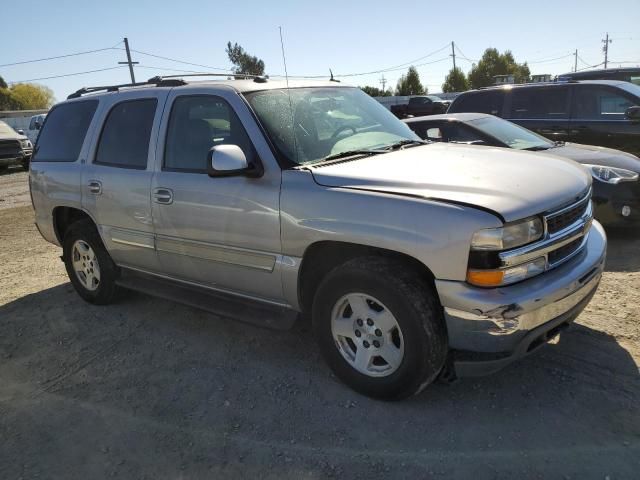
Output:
[
  {"xmin": 118, "ymin": 37, "xmax": 139, "ymax": 83},
  {"xmin": 602, "ymin": 33, "xmax": 612, "ymax": 69},
  {"xmin": 574, "ymin": 49, "xmax": 578, "ymax": 72},
  {"xmin": 451, "ymin": 41, "xmax": 456, "ymax": 71},
  {"xmin": 379, "ymin": 74, "xmax": 387, "ymax": 92}
]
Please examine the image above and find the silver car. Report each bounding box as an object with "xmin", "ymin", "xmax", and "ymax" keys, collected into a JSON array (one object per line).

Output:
[{"xmin": 29, "ymin": 77, "xmax": 606, "ymax": 399}]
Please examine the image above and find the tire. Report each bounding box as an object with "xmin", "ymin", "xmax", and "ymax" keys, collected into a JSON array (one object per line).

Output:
[
  {"xmin": 312, "ymin": 256, "xmax": 447, "ymax": 400},
  {"xmin": 21, "ymin": 160, "xmax": 29, "ymax": 171},
  {"xmin": 63, "ymin": 219, "xmax": 119, "ymax": 305}
]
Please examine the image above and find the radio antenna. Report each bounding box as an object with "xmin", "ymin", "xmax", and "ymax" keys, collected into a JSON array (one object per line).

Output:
[{"xmin": 279, "ymin": 26, "xmax": 298, "ymax": 161}]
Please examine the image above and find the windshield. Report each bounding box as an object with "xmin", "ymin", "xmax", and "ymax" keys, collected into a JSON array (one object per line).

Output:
[
  {"xmin": 468, "ymin": 115, "xmax": 554, "ymax": 150},
  {"xmin": 244, "ymin": 87, "xmax": 420, "ymax": 165},
  {"xmin": 427, "ymin": 95, "xmax": 443, "ymax": 102},
  {"xmin": 619, "ymin": 81, "xmax": 640, "ymax": 99}
]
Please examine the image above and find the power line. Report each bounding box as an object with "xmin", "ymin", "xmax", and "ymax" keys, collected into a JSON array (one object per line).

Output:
[
  {"xmin": 8, "ymin": 66, "xmax": 126, "ymax": 83},
  {"xmin": 0, "ymin": 47, "xmax": 118, "ymax": 68},
  {"xmin": 454, "ymin": 44, "xmax": 477, "ymax": 63},
  {"xmin": 129, "ymin": 49, "xmax": 232, "ymax": 72},
  {"xmin": 529, "ymin": 53, "xmax": 574, "ymax": 64}
]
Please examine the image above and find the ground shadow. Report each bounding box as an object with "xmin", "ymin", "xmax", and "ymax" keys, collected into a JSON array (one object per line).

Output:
[
  {"xmin": 0, "ymin": 165, "xmax": 27, "ymax": 177},
  {"xmin": 604, "ymin": 226, "xmax": 640, "ymax": 272},
  {"xmin": 1, "ymin": 284, "xmax": 638, "ymax": 479}
]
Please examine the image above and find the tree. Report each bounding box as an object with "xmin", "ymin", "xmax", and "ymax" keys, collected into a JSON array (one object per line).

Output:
[
  {"xmin": 360, "ymin": 85, "xmax": 392, "ymax": 97},
  {"xmin": 442, "ymin": 67, "xmax": 469, "ymax": 93},
  {"xmin": 467, "ymin": 48, "xmax": 530, "ymax": 89},
  {"xmin": 4, "ymin": 83, "xmax": 55, "ymax": 110},
  {"xmin": 0, "ymin": 83, "xmax": 55, "ymax": 110},
  {"xmin": 0, "ymin": 75, "xmax": 7, "ymax": 89},
  {"xmin": 225, "ymin": 42, "xmax": 265, "ymax": 76},
  {"xmin": 395, "ymin": 67, "xmax": 425, "ymax": 96}
]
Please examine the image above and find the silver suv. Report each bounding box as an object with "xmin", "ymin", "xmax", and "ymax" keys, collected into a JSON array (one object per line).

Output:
[{"xmin": 29, "ymin": 76, "xmax": 607, "ymax": 399}]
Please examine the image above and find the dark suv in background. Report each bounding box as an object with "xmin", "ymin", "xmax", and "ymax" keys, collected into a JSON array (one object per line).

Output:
[{"xmin": 448, "ymin": 80, "xmax": 640, "ymax": 156}]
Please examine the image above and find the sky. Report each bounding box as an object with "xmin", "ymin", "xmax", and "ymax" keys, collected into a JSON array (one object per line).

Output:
[{"xmin": 2, "ymin": 0, "xmax": 639, "ymax": 103}]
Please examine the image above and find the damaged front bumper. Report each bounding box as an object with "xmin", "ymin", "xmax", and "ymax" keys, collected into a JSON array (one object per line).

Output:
[{"xmin": 436, "ymin": 220, "xmax": 607, "ymax": 376}]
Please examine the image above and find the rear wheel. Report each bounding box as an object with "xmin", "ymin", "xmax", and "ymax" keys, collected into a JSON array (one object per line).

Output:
[
  {"xmin": 312, "ymin": 257, "xmax": 447, "ymax": 400},
  {"xmin": 63, "ymin": 219, "xmax": 119, "ymax": 304}
]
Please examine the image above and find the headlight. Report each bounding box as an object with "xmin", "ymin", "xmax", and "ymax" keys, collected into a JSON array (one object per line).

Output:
[
  {"xmin": 471, "ymin": 217, "xmax": 543, "ymax": 251},
  {"xmin": 584, "ymin": 164, "xmax": 638, "ymax": 184},
  {"xmin": 20, "ymin": 139, "xmax": 31, "ymax": 148},
  {"xmin": 467, "ymin": 257, "xmax": 547, "ymax": 287},
  {"xmin": 467, "ymin": 216, "xmax": 545, "ymax": 287}
]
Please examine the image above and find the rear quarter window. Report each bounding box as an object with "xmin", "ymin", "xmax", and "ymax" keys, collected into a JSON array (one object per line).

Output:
[
  {"xmin": 449, "ymin": 91, "xmax": 505, "ymax": 116},
  {"xmin": 32, "ymin": 100, "xmax": 98, "ymax": 162}
]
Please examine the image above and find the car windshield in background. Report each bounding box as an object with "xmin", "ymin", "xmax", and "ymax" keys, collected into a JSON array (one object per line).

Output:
[
  {"xmin": 619, "ymin": 81, "xmax": 640, "ymax": 99},
  {"xmin": 468, "ymin": 115, "xmax": 554, "ymax": 151},
  {"xmin": 244, "ymin": 87, "xmax": 420, "ymax": 165},
  {"xmin": 426, "ymin": 95, "xmax": 443, "ymax": 102}
]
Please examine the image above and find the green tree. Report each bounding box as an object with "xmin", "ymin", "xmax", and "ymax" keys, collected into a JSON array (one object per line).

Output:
[
  {"xmin": 442, "ymin": 67, "xmax": 469, "ymax": 93},
  {"xmin": 360, "ymin": 85, "xmax": 392, "ymax": 97},
  {"xmin": 395, "ymin": 66, "xmax": 425, "ymax": 96},
  {"xmin": 467, "ymin": 48, "xmax": 530, "ymax": 89},
  {"xmin": 6, "ymin": 83, "xmax": 55, "ymax": 109},
  {"xmin": 0, "ymin": 75, "xmax": 7, "ymax": 89},
  {"xmin": 225, "ymin": 42, "xmax": 265, "ymax": 75}
]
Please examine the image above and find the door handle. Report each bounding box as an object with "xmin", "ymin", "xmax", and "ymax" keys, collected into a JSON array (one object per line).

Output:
[
  {"xmin": 153, "ymin": 188, "xmax": 173, "ymax": 205},
  {"xmin": 87, "ymin": 180, "xmax": 102, "ymax": 195}
]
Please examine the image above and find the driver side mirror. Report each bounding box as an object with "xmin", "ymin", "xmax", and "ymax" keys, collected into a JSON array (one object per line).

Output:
[
  {"xmin": 626, "ymin": 106, "xmax": 640, "ymax": 122},
  {"xmin": 207, "ymin": 144, "xmax": 263, "ymax": 178}
]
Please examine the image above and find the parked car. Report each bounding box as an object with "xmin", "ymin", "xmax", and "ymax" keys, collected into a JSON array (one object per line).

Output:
[
  {"xmin": 390, "ymin": 95, "xmax": 449, "ymax": 118},
  {"xmin": 405, "ymin": 113, "xmax": 640, "ymax": 228},
  {"xmin": 557, "ymin": 67, "xmax": 640, "ymax": 86},
  {"xmin": 0, "ymin": 120, "xmax": 33, "ymax": 171},
  {"xmin": 27, "ymin": 113, "xmax": 47, "ymax": 145},
  {"xmin": 447, "ymin": 80, "xmax": 640, "ymax": 156},
  {"xmin": 30, "ymin": 76, "xmax": 606, "ymax": 399}
]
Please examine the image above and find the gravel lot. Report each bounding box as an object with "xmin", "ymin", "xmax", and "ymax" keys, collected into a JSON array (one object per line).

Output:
[{"xmin": 1, "ymin": 167, "xmax": 639, "ymax": 479}]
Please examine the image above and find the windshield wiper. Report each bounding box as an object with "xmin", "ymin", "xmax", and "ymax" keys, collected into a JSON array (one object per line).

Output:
[
  {"xmin": 382, "ymin": 139, "xmax": 429, "ymax": 151},
  {"xmin": 319, "ymin": 149, "xmax": 386, "ymax": 162},
  {"xmin": 524, "ymin": 145, "xmax": 553, "ymax": 151}
]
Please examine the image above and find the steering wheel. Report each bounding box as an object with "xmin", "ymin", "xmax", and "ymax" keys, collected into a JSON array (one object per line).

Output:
[{"xmin": 331, "ymin": 125, "xmax": 357, "ymax": 140}]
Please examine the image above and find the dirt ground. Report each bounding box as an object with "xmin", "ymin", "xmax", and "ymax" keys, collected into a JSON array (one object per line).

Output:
[{"xmin": 1, "ymin": 166, "xmax": 639, "ymax": 479}]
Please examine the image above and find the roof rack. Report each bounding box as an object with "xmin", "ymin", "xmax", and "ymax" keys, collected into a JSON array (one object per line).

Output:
[
  {"xmin": 67, "ymin": 73, "xmax": 269, "ymax": 99},
  {"xmin": 67, "ymin": 77, "xmax": 186, "ymax": 99},
  {"xmin": 149, "ymin": 73, "xmax": 269, "ymax": 83}
]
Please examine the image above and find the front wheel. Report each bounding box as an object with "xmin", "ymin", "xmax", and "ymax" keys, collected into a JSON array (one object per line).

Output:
[{"xmin": 312, "ymin": 257, "xmax": 447, "ymax": 400}]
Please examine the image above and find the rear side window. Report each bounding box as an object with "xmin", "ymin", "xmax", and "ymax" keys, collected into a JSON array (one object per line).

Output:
[
  {"xmin": 449, "ymin": 91, "xmax": 505, "ymax": 116},
  {"xmin": 95, "ymin": 99, "xmax": 157, "ymax": 169},
  {"xmin": 509, "ymin": 87, "xmax": 569, "ymax": 119},
  {"xmin": 164, "ymin": 95, "xmax": 255, "ymax": 173},
  {"xmin": 573, "ymin": 86, "xmax": 635, "ymax": 119},
  {"xmin": 32, "ymin": 100, "xmax": 97, "ymax": 162},
  {"xmin": 441, "ymin": 123, "xmax": 485, "ymax": 143}
]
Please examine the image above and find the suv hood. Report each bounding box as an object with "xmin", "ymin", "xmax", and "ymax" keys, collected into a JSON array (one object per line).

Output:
[
  {"xmin": 542, "ymin": 142, "xmax": 640, "ymax": 172},
  {"xmin": 309, "ymin": 143, "xmax": 591, "ymax": 222}
]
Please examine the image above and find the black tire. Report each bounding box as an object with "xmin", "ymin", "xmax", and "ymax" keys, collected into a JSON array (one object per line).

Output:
[
  {"xmin": 312, "ymin": 256, "xmax": 448, "ymax": 400},
  {"xmin": 21, "ymin": 160, "xmax": 29, "ymax": 171},
  {"xmin": 63, "ymin": 219, "xmax": 119, "ymax": 305}
]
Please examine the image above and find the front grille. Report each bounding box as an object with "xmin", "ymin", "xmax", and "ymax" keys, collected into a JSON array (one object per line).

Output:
[
  {"xmin": 0, "ymin": 140, "xmax": 21, "ymax": 159},
  {"xmin": 548, "ymin": 237, "xmax": 583, "ymax": 265},
  {"xmin": 546, "ymin": 198, "xmax": 589, "ymax": 234}
]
